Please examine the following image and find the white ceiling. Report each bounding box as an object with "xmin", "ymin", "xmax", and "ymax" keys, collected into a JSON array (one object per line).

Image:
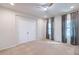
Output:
[{"xmin": 0, "ymin": 3, "xmax": 79, "ymax": 18}]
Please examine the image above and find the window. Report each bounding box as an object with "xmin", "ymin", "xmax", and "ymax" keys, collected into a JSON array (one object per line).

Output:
[
  {"xmin": 66, "ymin": 19, "xmax": 72, "ymax": 38},
  {"xmin": 48, "ymin": 19, "xmax": 51, "ymax": 39}
]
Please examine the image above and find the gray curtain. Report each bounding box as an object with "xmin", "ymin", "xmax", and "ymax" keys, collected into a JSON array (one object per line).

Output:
[
  {"xmin": 62, "ymin": 14, "xmax": 67, "ymax": 43},
  {"xmin": 50, "ymin": 17, "xmax": 54, "ymax": 40},
  {"xmin": 46, "ymin": 18, "xmax": 49, "ymax": 39},
  {"xmin": 46, "ymin": 17, "xmax": 54, "ymax": 40},
  {"xmin": 71, "ymin": 11, "xmax": 79, "ymax": 45},
  {"xmin": 62, "ymin": 12, "xmax": 79, "ymax": 45}
]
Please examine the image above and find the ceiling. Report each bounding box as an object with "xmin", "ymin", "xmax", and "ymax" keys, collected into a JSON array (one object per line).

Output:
[{"xmin": 0, "ymin": 3, "xmax": 79, "ymax": 18}]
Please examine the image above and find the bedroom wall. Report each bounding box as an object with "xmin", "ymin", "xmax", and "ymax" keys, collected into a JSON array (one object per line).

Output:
[
  {"xmin": 0, "ymin": 7, "xmax": 18, "ymax": 49},
  {"xmin": 0, "ymin": 7, "xmax": 46, "ymax": 50},
  {"xmin": 54, "ymin": 15, "xmax": 62, "ymax": 42},
  {"xmin": 36, "ymin": 19, "xmax": 46, "ymax": 40}
]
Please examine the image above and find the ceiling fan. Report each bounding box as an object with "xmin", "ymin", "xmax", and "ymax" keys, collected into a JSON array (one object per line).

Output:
[
  {"xmin": 35, "ymin": 3, "xmax": 53, "ymax": 11},
  {"xmin": 38, "ymin": 3, "xmax": 53, "ymax": 7}
]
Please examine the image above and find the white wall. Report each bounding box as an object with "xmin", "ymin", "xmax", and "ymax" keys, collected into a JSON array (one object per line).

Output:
[
  {"xmin": 0, "ymin": 7, "xmax": 18, "ymax": 49},
  {"xmin": 0, "ymin": 7, "xmax": 46, "ymax": 50},
  {"xmin": 54, "ymin": 16, "xmax": 62, "ymax": 42},
  {"xmin": 36, "ymin": 19, "xmax": 46, "ymax": 40}
]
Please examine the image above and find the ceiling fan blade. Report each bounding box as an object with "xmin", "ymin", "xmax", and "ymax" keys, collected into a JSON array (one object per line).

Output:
[
  {"xmin": 49, "ymin": 3, "xmax": 53, "ymax": 7},
  {"xmin": 35, "ymin": 3, "xmax": 53, "ymax": 8}
]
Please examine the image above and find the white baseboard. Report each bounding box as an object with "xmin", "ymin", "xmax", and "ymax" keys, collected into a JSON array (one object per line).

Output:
[
  {"xmin": 0, "ymin": 42, "xmax": 20, "ymax": 51},
  {"xmin": 0, "ymin": 39, "xmax": 37, "ymax": 51}
]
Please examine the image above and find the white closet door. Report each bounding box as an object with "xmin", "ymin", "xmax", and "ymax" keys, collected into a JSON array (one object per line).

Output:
[{"xmin": 16, "ymin": 16, "xmax": 36, "ymax": 43}]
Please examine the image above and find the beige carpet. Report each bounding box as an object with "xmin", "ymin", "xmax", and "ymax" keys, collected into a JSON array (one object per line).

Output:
[{"xmin": 0, "ymin": 40, "xmax": 77, "ymax": 55}]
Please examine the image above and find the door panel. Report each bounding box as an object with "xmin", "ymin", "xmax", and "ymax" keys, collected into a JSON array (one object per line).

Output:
[{"xmin": 16, "ymin": 16, "xmax": 36, "ymax": 43}]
